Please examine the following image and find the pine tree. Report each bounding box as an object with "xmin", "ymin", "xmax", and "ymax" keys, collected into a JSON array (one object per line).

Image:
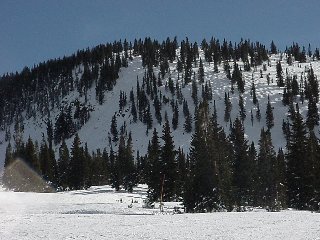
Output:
[
  {"xmin": 270, "ymin": 41, "xmax": 277, "ymax": 54},
  {"xmin": 185, "ymin": 101, "xmax": 218, "ymax": 212},
  {"xmin": 256, "ymin": 102, "xmax": 261, "ymax": 122},
  {"xmin": 185, "ymin": 101, "xmax": 233, "ymax": 212},
  {"xmin": 238, "ymin": 95, "xmax": 246, "ymax": 121},
  {"xmin": 230, "ymin": 118, "xmax": 252, "ymax": 206},
  {"xmin": 191, "ymin": 77, "xmax": 198, "ymax": 105},
  {"xmin": 176, "ymin": 148, "xmax": 187, "ymax": 198},
  {"xmin": 172, "ymin": 102, "xmax": 179, "ymax": 130},
  {"xmin": 305, "ymin": 131, "xmax": 320, "ymax": 210},
  {"xmin": 306, "ymin": 97, "xmax": 319, "ymax": 130},
  {"xmin": 252, "ymin": 81, "xmax": 257, "ymax": 105},
  {"xmin": 25, "ymin": 137, "xmax": 41, "ymax": 174},
  {"xmin": 286, "ymin": 104, "xmax": 308, "ymax": 209},
  {"xmin": 276, "ymin": 61, "xmax": 284, "ymax": 87},
  {"xmin": 257, "ymin": 129, "xmax": 277, "ymax": 209},
  {"xmin": 57, "ymin": 140, "xmax": 70, "ymax": 190},
  {"xmin": 224, "ymin": 92, "xmax": 232, "ymax": 122},
  {"xmin": 153, "ymin": 94, "xmax": 162, "ymax": 124},
  {"xmin": 274, "ymin": 148, "xmax": 287, "ymax": 209},
  {"xmin": 112, "ymin": 134, "xmax": 126, "ymax": 191},
  {"xmin": 232, "ymin": 62, "xmax": 244, "ymax": 93},
  {"xmin": 69, "ymin": 134, "xmax": 87, "ymax": 190},
  {"xmin": 160, "ymin": 117, "xmax": 177, "ymax": 201},
  {"xmin": 39, "ymin": 138, "xmax": 56, "ymax": 185},
  {"xmin": 110, "ymin": 115, "xmax": 118, "ymax": 142},
  {"xmin": 146, "ymin": 128, "xmax": 162, "ymax": 202},
  {"xmin": 122, "ymin": 133, "xmax": 136, "ymax": 192},
  {"xmin": 266, "ymin": 95, "xmax": 274, "ymax": 130},
  {"xmin": 198, "ymin": 58, "xmax": 205, "ymax": 83}
]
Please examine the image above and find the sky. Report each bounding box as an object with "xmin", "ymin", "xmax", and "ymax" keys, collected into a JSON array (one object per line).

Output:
[{"xmin": 1, "ymin": 0, "xmax": 320, "ymax": 75}]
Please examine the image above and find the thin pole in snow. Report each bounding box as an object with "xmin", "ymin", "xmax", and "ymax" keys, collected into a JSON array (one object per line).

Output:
[{"xmin": 160, "ymin": 174, "xmax": 165, "ymax": 212}]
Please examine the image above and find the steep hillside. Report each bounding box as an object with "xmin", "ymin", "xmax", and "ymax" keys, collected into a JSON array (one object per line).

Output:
[
  {"xmin": 0, "ymin": 42, "xmax": 319, "ymax": 170},
  {"xmin": 1, "ymin": 38, "xmax": 320, "ymax": 212}
]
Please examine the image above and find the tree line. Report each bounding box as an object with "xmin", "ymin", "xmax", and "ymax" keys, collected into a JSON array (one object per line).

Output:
[{"xmin": 1, "ymin": 37, "xmax": 320, "ymax": 213}]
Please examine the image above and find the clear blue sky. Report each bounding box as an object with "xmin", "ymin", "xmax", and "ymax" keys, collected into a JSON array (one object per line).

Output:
[{"xmin": 1, "ymin": 0, "xmax": 320, "ymax": 75}]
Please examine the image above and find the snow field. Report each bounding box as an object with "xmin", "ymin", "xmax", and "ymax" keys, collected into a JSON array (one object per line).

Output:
[{"xmin": 1, "ymin": 185, "xmax": 319, "ymax": 240}]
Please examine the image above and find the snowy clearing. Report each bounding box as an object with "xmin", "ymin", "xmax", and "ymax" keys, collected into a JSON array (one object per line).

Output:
[{"xmin": 1, "ymin": 185, "xmax": 319, "ymax": 240}]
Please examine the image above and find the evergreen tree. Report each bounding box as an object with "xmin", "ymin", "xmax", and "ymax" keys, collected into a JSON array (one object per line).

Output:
[
  {"xmin": 266, "ymin": 95, "xmax": 274, "ymax": 130},
  {"xmin": 25, "ymin": 137, "xmax": 41, "ymax": 174},
  {"xmin": 69, "ymin": 134, "xmax": 88, "ymax": 190},
  {"xmin": 256, "ymin": 102, "xmax": 261, "ymax": 122},
  {"xmin": 257, "ymin": 129, "xmax": 278, "ymax": 209},
  {"xmin": 306, "ymin": 97, "xmax": 319, "ymax": 130},
  {"xmin": 172, "ymin": 101, "xmax": 179, "ymax": 130},
  {"xmin": 198, "ymin": 58, "xmax": 205, "ymax": 83},
  {"xmin": 185, "ymin": 101, "xmax": 218, "ymax": 212},
  {"xmin": 122, "ymin": 133, "xmax": 136, "ymax": 192},
  {"xmin": 270, "ymin": 41, "xmax": 277, "ymax": 54},
  {"xmin": 191, "ymin": 77, "xmax": 198, "ymax": 105},
  {"xmin": 176, "ymin": 148, "xmax": 187, "ymax": 198},
  {"xmin": 286, "ymin": 104, "xmax": 308, "ymax": 209},
  {"xmin": 276, "ymin": 61, "xmax": 284, "ymax": 87},
  {"xmin": 230, "ymin": 118, "xmax": 252, "ymax": 206},
  {"xmin": 39, "ymin": 138, "xmax": 56, "ymax": 185},
  {"xmin": 252, "ymin": 81, "xmax": 257, "ymax": 105},
  {"xmin": 146, "ymin": 128, "xmax": 162, "ymax": 202},
  {"xmin": 160, "ymin": 117, "xmax": 177, "ymax": 201},
  {"xmin": 110, "ymin": 115, "xmax": 118, "ymax": 142},
  {"xmin": 275, "ymin": 148, "xmax": 287, "ymax": 209},
  {"xmin": 224, "ymin": 92, "xmax": 232, "ymax": 122},
  {"xmin": 57, "ymin": 140, "xmax": 70, "ymax": 190},
  {"xmin": 305, "ymin": 131, "xmax": 320, "ymax": 210},
  {"xmin": 185, "ymin": 101, "xmax": 233, "ymax": 212},
  {"xmin": 232, "ymin": 62, "xmax": 244, "ymax": 93},
  {"xmin": 238, "ymin": 95, "xmax": 246, "ymax": 121}
]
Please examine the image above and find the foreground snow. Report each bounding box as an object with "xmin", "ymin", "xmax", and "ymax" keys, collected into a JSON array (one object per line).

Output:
[{"xmin": 0, "ymin": 185, "xmax": 319, "ymax": 240}]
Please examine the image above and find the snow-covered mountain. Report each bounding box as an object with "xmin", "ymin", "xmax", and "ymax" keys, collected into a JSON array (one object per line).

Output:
[{"xmin": 0, "ymin": 44, "xmax": 319, "ymax": 171}]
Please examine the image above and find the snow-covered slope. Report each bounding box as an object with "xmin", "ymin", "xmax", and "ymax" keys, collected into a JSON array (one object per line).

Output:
[
  {"xmin": 0, "ymin": 50, "xmax": 319, "ymax": 170},
  {"xmin": 0, "ymin": 185, "xmax": 319, "ymax": 240}
]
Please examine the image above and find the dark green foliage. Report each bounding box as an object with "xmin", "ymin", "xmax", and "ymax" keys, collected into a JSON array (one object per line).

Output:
[
  {"xmin": 198, "ymin": 58, "xmax": 205, "ymax": 83},
  {"xmin": 54, "ymin": 106, "xmax": 76, "ymax": 144},
  {"xmin": 57, "ymin": 140, "xmax": 70, "ymax": 190},
  {"xmin": 257, "ymin": 129, "xmax": 278, "ymax": 209},
  {"xmin": 270, "ymin": 41, "xmax": 277, "ymax": 54},
  {"xmin": 306, "ymin": 97, "xmax": 319, "ymax": 130},
  {"xmin": 191, "ymin": 76, "xmax": 198, "ymax": 105},
  {"xmin": 172, "ymin": 101, "xmax": 179, "ymax": 130},
  {"xmin": 265, "ymin": 96, "xmax": 274, "ymax": 130},
  {"xmin": 252, "ymin": 81, "xmax": 257, "ymax": 105},
  {"xmin": 305, "ymin": 131, "xmax": 320, "ymax": 211},
  {"xmin": 160, "ymin": 118, "xmax": 177, "ymax": 201},
  {"xmin": 286, "ymin": 104, "xmax": 309, "ymax": 209},
  {"xmin": 229, "ymin": 118, "xmax": 253, "ymax": 206},
  {"xmin": 69, "ymin": 134, "xmax": 90, "ymax": 190},
  {"xmin": 224, "ymin": 92, "xmax": 232, "ymax": 122},
  {"xmin": 232, "ymin": 62, "xmax": 244, "ymax": 93},
  {"xmin": 110, "ymin": 115, "xmax": 118, "ymax": 142},
  {"xmin": 238, "ymin": 95, "xmax": 246, "ymax": 121},
  {"xmin": 276, "ymin": 61, "xmax": 284, "ymax": 87},
  {"xmin": 185, "ymin": 101, "xmax": 233, "ymax": 212},
  {"xmin": 39, "ymin": 138, "xmax": 57, "ymax": 184},
  {"xmin": 146, "ymin": 128, "xmax": 162, "ymax": 202}
]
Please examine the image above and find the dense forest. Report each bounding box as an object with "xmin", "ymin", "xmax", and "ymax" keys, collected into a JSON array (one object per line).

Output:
[{"xmin": 1, "ymin": 37, "xmax": 320, "ymax": 213}]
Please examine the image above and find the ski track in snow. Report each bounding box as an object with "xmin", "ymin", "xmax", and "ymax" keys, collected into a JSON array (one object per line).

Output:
[{"xmin": 1, "ymin": 185, "xmax": 320, "ymax": 240}]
